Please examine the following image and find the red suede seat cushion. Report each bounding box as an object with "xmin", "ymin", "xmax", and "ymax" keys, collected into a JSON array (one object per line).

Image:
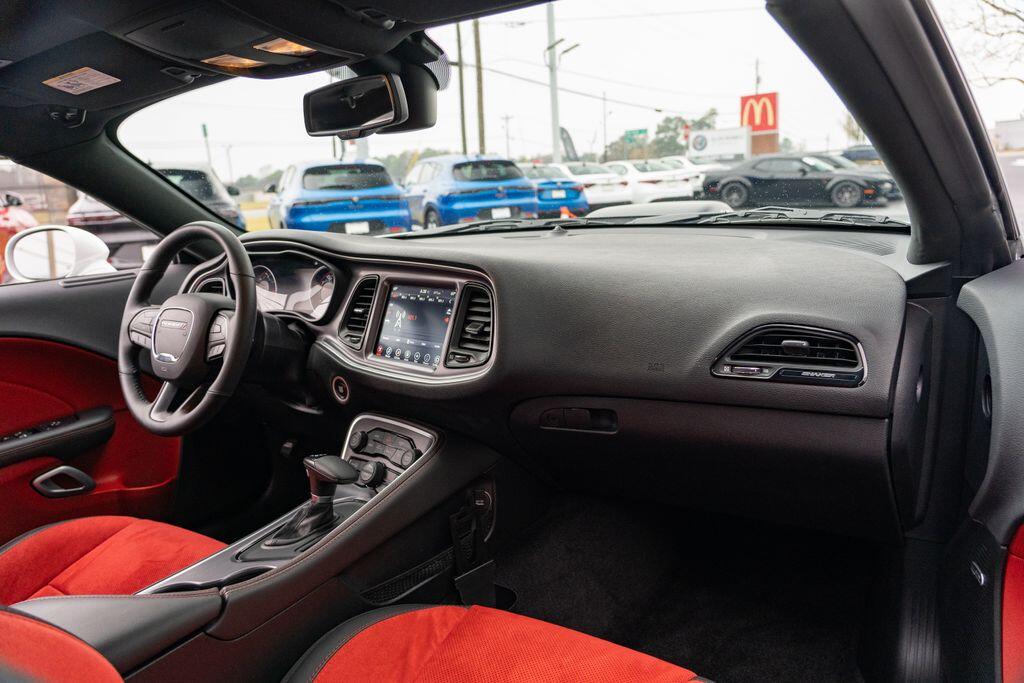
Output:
[
  {"xmin": 0, "ymin": 516, "xmax": 225, "ymax": 604},
  {"xmin": 0, "ymin": 609, "xmax": 121, "ymax": 682},
  {"xmin": 315, "ymin": 605, "xmax": 700, "ymax": 682}
]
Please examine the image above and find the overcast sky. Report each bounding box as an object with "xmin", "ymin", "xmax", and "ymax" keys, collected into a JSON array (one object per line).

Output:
[{"xmin": 117, "ymin": 0, "xmax": 1022, "ymax": 181}]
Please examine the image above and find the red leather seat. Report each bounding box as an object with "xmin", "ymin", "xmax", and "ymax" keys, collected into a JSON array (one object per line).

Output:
[
  {"xmin": 0, "ymin": 516, "xmax": 225, "ymax": 604},
  {"xmin": 0, "ymin": 609, "xmax": 121, "ymax": 682},
  {"xmin": 0, "ymin": 604, "xmax": 707, "ymax": 682},
  {"xmin": 285, "ymin": 605, "xmax": 707, "ymax": 682}
]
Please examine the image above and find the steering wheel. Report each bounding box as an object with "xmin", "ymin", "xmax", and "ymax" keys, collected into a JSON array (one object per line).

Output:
[{"xmin": 118, "ymin": 221, "xmax": 256, "ymax": 436}]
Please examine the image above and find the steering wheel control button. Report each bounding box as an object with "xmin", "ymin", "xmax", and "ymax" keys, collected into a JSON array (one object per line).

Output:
[
  {"xmin": 358, "ymin": 460, "xmax": 387, "ymax": 488},
  {"xmin": 207, "ymin": 343, "xmax": 226, "ymax": 360}
]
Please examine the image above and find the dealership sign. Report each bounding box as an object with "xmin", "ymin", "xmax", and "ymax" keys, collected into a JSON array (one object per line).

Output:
[
  {"xmin": 740, "ymin": 92, "xmax": 778, "ymax": 132},
  {"xmin": 688, "ymin": 127, "xmax": 751, "ymax": 160}
]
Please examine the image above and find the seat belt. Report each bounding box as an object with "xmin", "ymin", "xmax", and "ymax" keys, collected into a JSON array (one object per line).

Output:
[{"xmin": 449, "ymin": 503, "xmax": 496, "ymax": 607}]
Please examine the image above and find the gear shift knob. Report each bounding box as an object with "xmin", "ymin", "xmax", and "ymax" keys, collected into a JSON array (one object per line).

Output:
[
  {"xmin": 303, "ymin": 454, "xmax": 359, "ymax": 500},
  {"xmin": 264, "ymin": 455, "xmax": 358, "ymax": 547}
]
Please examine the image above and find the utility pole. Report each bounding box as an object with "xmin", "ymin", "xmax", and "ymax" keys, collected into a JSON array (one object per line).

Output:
[
  {"xmin": 501, "ymin": 115, "xmax": 513, "ymax": 158},
  {"xmin": 473, "ymin": 19, "xmax": 486, "ymax": 154},
  {"xmin": 546, "ymin": 4, "xmax": 561, "ymax": 163},
  {"xmin": 201, "ymin": 123, "xmax": 212, "ymax": 168},
  {"xmin": 601, "ymin": 91, "xmax": 608, "ymax": 162},
  {"xmin": 456, "ymin": 23, "xmax": 468, "ymax": 155},
  {"xmin": 225, "ymin": 144, "xmax": 235, "ymax": 183},
  {"xmin": 754, "ymin": 58, "xmax": 761, "ymax": 94}
]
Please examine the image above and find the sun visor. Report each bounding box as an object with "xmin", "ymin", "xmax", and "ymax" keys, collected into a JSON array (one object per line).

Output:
[{"xmin": 0, "ymin": 33, "xmax": 202, "ymax": 110}]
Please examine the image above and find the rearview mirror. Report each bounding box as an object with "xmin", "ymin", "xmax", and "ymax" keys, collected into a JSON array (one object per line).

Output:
[
  {"xmin": 303, "ymin": 74, "xmax": 409, "ymax": 139},
  {"xmin": 4, "ymin": 226, "xmax": 116, "ymax": 282},
  {"xmin": 226, "ymin": 185, "xmax": 240, "ymax": 197}
]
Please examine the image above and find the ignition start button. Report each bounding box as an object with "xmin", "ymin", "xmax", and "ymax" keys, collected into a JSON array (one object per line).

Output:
[{"xmin": 331, "ymin": 376, "xmax": 350, "ymax": 404}]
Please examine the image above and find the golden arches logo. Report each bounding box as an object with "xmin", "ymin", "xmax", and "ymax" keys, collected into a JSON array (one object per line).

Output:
[{"xmin": 740, "ymin": 93, "xmax": 778, "ymax": 132}]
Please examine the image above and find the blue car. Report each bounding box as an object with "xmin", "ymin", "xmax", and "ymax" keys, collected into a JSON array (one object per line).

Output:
[
  {"xmin": 267, "ymin": 160, "xmax": 412, "ymax": 234},
  {"xmin": 403, "ymin": 155, "xmax": 539, "ymax": 228},
  {"xmin": 517, "ymin": 163, "xmax": 589, "ymax": 217}
]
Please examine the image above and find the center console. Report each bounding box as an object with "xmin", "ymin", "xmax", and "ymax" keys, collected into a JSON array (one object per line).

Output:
[{"xmin": 139, "ymin": 413, "xmax": 439, "ymax": 594}]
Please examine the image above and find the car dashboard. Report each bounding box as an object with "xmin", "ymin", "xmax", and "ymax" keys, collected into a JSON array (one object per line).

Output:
[{"xmin": 181, "ymin": 225, "xmax": 947, "ymax": 545}]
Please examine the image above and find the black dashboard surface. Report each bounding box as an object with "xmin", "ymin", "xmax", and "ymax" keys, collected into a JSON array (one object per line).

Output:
[{"xmin": 240, "ymin": 226, "xmax": 920, "ymax": 419}]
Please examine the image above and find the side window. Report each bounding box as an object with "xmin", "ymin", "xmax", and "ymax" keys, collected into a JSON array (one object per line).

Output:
[
  {"xmin": 606, "ymin": 164, "xmax": 627, "ymax": 176},
  {"xmin": 279, "ymin": 166, "xmax": 295, "ymax": 192},
  {"xmin": 420, "ymin": 163, "xmax": 438, "ymax": 184},
  {"xmin": 0, "ymin": 160, "xmax": 159, "ymax": 285},
  {"xmin": 405, "ymin": 165, "xmax": 423, "ymax": 185}
]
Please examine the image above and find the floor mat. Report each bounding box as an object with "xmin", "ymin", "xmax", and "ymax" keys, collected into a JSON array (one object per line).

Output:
[{"xmin": 494, "ymin": 496, "xmax": 876, "ymax": 682}]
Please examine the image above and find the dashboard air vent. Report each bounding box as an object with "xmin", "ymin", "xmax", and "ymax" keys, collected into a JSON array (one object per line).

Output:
[
  {"xmin": 732, "ymin": 330, "xmax": 860, "ymax": 368},
  {"xmin": 714, "ymin": 325, "xmax": 864, "ymax": 387},
  {"xmin": 446, "ymin": 285, "xmax": 493, "ymax": 368},
  {"xmin": 196, "ymin": 277, "xmax": 226, "ymax": 295},
  {"xmin": 339, "ymin": 277, "xmax": 378, "ymax": 349}
]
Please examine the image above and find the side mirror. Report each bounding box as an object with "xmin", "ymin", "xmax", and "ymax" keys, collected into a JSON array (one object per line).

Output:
[
  {"xmin": 226, "ymin": 185, "xmax": 240, "ymax": 197},
  {"xmin": 4, "ymin": 226, "xmax": 116, "ymax": 282},
  {"xmin": 4, "ymin": 193, "xmax": 23, "ymax": 207},
  {"xmin": 265, "ymin": 183, "xmax": 278, "ymax": 194},
  {"xmin": 303, "ymin": 74, "xmax": 409, "ymax": 139}
]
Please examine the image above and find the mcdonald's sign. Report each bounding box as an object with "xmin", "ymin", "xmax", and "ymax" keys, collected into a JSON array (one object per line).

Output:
[{"xmin": 740, "ymin": 92, "xmax": 778, "ymax": 132}]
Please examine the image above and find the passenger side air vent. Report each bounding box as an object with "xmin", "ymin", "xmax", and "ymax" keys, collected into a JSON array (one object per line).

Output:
[
  {"xmin": 446, "ymin": 285, "xmax": 493, "ymax": 368},
  {"xmin": 339, "ymin": 277, "xmax": 378, "ymax": 349},
  {"xmin": 713, "ymin": 325, "xmax": 864, "ymax": 387}
]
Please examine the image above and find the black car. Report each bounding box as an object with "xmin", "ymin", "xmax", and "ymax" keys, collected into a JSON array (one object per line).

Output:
[
  {"xmin": 703, "ymin": 154, "xmax": 895, "ymax": 209},
  {"xmin": 807, "ymin": 152, "xmax": 903, "ymax": 200}
]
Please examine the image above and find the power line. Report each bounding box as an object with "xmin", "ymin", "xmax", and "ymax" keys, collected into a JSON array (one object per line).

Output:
[
  {"xmin": 482, "ymin": 6, "xmax": 761, "ymax": 25},
  {"xmin": 490, "ymin": 57, "xmax": 737, "ymax": 99},
  {"xmin": 453, "ymin": 61, "xmax": 698, "ymax": 115}
]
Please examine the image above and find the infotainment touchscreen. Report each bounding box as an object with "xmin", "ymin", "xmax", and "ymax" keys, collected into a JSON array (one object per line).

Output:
[{"xmin": 374, "ymin": 284, "xmax": 457, "ymax": 369}]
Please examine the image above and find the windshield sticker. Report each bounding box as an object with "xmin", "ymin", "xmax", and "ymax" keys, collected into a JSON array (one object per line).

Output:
[{"xmin": 43, "ymin": 67, "xmax": 121, "ymax": 95}]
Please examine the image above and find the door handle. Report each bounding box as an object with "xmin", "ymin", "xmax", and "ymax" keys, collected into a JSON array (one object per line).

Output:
[{"xmin": 32, "ymin": 465, "xmax": 96, "ymax": 498}]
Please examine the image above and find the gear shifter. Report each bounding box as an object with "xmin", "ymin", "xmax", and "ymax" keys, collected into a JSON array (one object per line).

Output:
[{"xmin": 264, "ymin": 454, "xmax": 358, "ymax": 547}]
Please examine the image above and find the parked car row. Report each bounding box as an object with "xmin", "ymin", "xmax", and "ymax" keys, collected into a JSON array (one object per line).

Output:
[{"xmin": 265, "ymin": 153, "xmax": 733, "ymax": 233}]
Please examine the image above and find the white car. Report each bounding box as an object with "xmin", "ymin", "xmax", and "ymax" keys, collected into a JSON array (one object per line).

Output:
[
  {"xmin": 658, "ymin": 155, "xmax": 729, "ymax": 196},
  {"xmin": 547, "ymin": 162, "xmax": 633, "ymax": 210},
  {"xmin": 602, "ymin": 159, "xmax": 695, "ymax": 203}
]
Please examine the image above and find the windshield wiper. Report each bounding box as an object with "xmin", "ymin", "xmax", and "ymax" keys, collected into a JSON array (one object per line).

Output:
[
  {"xmin": 391, "ymin": 217, "xmax": 602, "ymax": 237},
  {"xmin": 639, "ymin": 206, "xmax": 910, "ymax": 229}
]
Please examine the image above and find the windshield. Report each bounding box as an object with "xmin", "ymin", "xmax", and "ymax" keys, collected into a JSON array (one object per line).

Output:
[
  {"xmin": 158, "ymin": 168, "xmax": 231, "ymax": 203},
  {"xmin": 303, "ymin": 165, "xmax": 392, "ymax": 190},
  {"xmin": 521, "ymin": 165, "xmax": 564, "ymax": 179},
  {"xmin": 632, "ymin": 161, "xmax": 673, "ymax": 173},
  {"xmin": 800, "ymin": 157, "xmax": 836, "ymax": 173},
  {"xmin": 118, "ymin": 0, "xmax": 1023, "ymax": 231},
  {"xmin": 452, "ymin": 160, "xmax": 524, "ymax": 182},
  {"xmin": 566, "ymin": 164, "xmax": 609, "ymax": 176}
]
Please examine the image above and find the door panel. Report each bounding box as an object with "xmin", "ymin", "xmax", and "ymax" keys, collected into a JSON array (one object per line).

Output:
[
  {"xmin": 0, "ymin": 339, "xmax": 180, "ymax": 543},
  {"xmin": 0, "ymin": 267, "xmax": 190, "ymax": 543}
]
